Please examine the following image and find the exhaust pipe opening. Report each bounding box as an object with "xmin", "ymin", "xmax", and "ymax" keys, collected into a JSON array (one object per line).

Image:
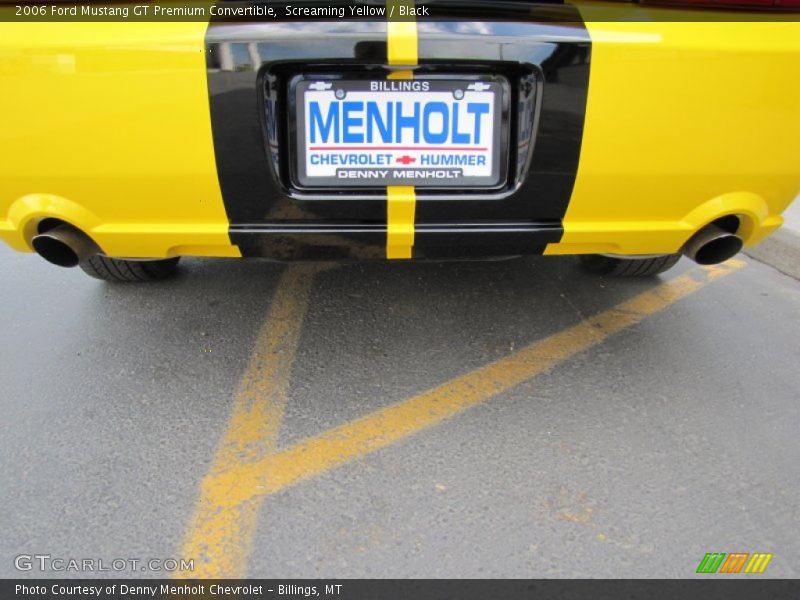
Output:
[
  {"xmin": 682, "ymin": 222, "xmax": 743, "ymax": 266},
  {"xmin": 31, "ymin": 224, "xmax": 99, "ymax": 268},
  {"xmin": 692, "ymin": 235, "xmax": 743, "ymax": 265}
]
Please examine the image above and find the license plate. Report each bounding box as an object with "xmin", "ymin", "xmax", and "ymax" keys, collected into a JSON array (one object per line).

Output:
[{"xmin": 294, "ymin": 78, "xmax": 504, "ymax": 188}]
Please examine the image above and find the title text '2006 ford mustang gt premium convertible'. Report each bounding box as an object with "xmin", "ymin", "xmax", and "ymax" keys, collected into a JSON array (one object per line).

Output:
[{"xmin": 1, "ymin": 0, "xmax": 799, "ymax": 281}]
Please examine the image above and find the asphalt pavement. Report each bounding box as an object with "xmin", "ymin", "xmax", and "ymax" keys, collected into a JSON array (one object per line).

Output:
[{"xmin": 1, "ymin": 243, "xmax": 799, "ymax": 579}]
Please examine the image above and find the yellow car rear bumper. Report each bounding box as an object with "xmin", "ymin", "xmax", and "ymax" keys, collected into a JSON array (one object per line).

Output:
[{"xmin": 1, "ymin": 6, "xmax": 798, "ymax": 260}]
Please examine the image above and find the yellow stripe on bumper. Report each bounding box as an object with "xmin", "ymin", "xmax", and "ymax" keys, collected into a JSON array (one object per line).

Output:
[
  {"xmin": 387, "ymin": 1, "xmax": 418, "ymax": 65},
  {"xmin": 387, "ymin": 186, "xmax": 417, "ymax": 259},
  {"xmin": 386, "ymin": 1, "xmax": 419, "ymax": 260}
]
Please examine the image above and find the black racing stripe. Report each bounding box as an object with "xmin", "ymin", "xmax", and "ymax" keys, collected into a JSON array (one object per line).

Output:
[
  {"xmin": 224, "ymin": 221, "xmax": 562, "ymax": 261},
  {"xmin": 411, "ymin": 222, "xmax": 563, "ymax": 259},
  {"xmin": 204, "ymin": 2, "xmax": 390, "ymax": 257},
  {"xmin": 204, "ymin": 1, "xmax": 590, "ymax": 259},
  {"xmin": 413, "ymin": 2, "xmax": 591, "ymax": 243}
]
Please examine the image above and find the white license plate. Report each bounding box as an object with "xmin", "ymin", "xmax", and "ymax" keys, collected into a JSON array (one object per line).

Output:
[{"xmin": 295, "ymin": 78, "xmax": 504, "ymax": 188}]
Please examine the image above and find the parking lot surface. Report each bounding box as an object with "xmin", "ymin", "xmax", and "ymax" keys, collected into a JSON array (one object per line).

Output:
[{"xmin": 1, "ymin": 245, "xmax": 799, "ymax": 578}]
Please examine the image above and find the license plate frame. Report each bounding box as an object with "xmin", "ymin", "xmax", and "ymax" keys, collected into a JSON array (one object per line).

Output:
[{"xmin": 291, "ymin": 74, "xmax": 508, "ymax": 190}]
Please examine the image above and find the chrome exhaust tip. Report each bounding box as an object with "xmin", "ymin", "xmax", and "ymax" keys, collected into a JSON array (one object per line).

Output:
[
  {"xmin": 682, "ymin": 223, "xmax": 743, "ymax": 266},
  {"xmin": 31, "ymin": 224, "xmax": 99, "ymax": 268}
]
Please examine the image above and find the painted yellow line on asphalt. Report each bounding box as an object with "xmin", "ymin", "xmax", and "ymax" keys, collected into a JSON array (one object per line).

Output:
[
  {"xmin": 177, "ymin": 265, "xmax": 323, "ymax": 579},
  {"xmin": 192, "ymin": 260, "xmax": 746, "ymax": 522}
]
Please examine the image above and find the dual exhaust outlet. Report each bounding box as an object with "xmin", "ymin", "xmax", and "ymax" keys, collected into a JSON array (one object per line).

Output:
[
  {"xmin": 31, "ymin": 224, "xmax": 100, "ymax": 268},
  {"xmin": 680, "ymin": 223, "xmax": 743, "ymax": 266},
  {"xmin": 30, "ymin": 221, "xmax": 744, "ymax": 268}
]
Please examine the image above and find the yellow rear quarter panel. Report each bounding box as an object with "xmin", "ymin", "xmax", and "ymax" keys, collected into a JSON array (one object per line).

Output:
[
  {"xmin": 0, "ymin": 21, "xmax": 238, "ymax": 257},
  {"xmin": 550, "ymin": 12, "xmax": 800, "ymax": 255}
]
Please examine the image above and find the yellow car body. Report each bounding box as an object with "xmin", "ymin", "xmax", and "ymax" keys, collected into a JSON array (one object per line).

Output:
[{"xmin": 1, "ymin": 1, "xmax": 799, "ymax": 267}]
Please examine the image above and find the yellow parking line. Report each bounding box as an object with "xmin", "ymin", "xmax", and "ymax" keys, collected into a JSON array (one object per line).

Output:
[
  {"xmin": 184, "ymin": 261, "xmax": 746, "ymax": 542},
  {"xmin": 177, "ymin": 265, "xmax": 323, "ymax": 579}
]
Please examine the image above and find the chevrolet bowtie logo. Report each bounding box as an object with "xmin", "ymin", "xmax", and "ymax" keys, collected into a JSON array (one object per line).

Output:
[
  {"xmin": 467, "ymin": 82, "xmax": 491, "ymax": 92},
  {"xmin": 308, "ymin": 82, "xmax": 333, "ymax": 91},
  {"xmin": 396, "ymin": 155, "xmax": 416, "ymax": 165}
]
